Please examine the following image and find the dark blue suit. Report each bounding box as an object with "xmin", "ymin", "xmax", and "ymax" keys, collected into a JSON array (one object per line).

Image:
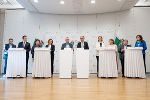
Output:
[
  {"xmin": 61, "ymin": 43, "xmax": 73, "ymax": 50},
  {"xmin": 5, "ymin": 44, "xmax": 16, "ymax": 50},
  {"xmin": 18, "ymin": 42, "xmax": 31, "ymax": 77},
  {"xmin": 77, "ymin": 41, "xmax": 89, "ymax": 49}
]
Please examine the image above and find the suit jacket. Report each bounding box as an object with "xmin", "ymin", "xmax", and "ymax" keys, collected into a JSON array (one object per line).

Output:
[
  {"xmin": 5, "ymin": 44, "xmax": 16, "ymax": 50},
  {"xmin": 46, "ymin": 44, "xmax": 55, "ymax": 56},
  {"xmin": 18, "ymin": 42, "xmax": 31, "ymax": 55},
  {"xmin": 77, "ymin": 41, "xmax": 89, "ymax": 49},
  {"xmin": 118, "ymin": 44, "xmax": 131, "ymax": 60},
  {"xmin": 61, "ymin": 43, "xmax": 73, "ymax": 50},
  {"xmin": 31, "ymin": 45, "xmax": 42, "ymax": 58}
]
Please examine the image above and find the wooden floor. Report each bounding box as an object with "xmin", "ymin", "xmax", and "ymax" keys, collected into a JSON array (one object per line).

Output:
[{"xmin": 0, "ymin": 74, "xmax": 150, "ymax": 100}]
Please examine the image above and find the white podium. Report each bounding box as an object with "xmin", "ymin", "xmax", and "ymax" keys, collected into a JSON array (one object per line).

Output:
[
  {"xmin": 32, "ymin": 48, "xmax": 51, "ymax": 78},
  {"xmin": 125, "ymin": 47, "xmax": 146, "ymax": 78},
  {"xmin": 6, "ymin": 48, "xmax": 26, "ymax": 77},
  {"xmin": 59, "ymin": 48, "xmax": 73, "ymax": 78},
  {"xmin": 98, "ymin": 47, "xmax": 118, "ymax": 78},
  {"xmin": 76, "ymin": 48, "xmax": 89, "ymax": 78}
]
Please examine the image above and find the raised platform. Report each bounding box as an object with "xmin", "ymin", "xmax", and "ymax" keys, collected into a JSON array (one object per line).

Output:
[{"xmin": 0, "ymin": 74, "xmax": 150, "ymax": 100}]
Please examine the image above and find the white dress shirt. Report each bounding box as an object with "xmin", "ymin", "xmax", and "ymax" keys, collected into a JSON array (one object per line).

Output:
[
  {"xmin": 81, "ymin": 42, "xmax": 84, "ymax": 48},
  {"xmin": 48, "ymin": 45, "xmax": 51, "ymax": 49}
]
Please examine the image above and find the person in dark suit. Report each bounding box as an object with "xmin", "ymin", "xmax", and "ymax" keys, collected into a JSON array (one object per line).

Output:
[
  {"xmin": 118, "ymin": 39, "xmax": 131, "ymax": 77},
  {"xmin": 3, "ymin": 38, "xmax": 16, "ymax": 75},
  {"xmin": 46, "ymin": 39, "xmax": 55, "ymax": 75},
  {"xmin": 77, "ymin": 36, "xmax": 89, "ymax": 49},
  {"xmin": 31, "ymin": 39, "xmax": 41, "ymax": 59},
  {"xmin": 61, "ymin": 37, "xmax": 73, "ymax": 50},
  {"xmin": 18, "ymin": 35, "xmax": 31, "ymax": 77}
]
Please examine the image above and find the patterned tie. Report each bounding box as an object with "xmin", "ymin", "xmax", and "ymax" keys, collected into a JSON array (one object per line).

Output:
[{"xmin": 23, "ymin": 42, "xmax": 25, "ymax": 48}]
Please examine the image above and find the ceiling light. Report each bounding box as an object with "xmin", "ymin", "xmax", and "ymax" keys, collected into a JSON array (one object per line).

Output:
[
  {"xmin": 91, "ymin": 0, "xmax": 95, "ymax": 4},
  {"xmin": 117, "ymin": 0, "xmax": 122, "ymax": 2},
  {"xmin": 60, "ymin": 0, "xmax": 65, "ymax": 5},
  {"xmin": 34, "ymin": 0, "xmax": 38, "ymax": 3}
]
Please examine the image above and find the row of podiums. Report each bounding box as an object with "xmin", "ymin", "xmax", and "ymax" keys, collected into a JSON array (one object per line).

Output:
[{"xmin": 6, "ymin": 47, "xmax": 146, "ymax": 78}]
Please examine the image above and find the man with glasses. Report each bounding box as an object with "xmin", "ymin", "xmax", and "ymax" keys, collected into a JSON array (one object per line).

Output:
[
  {"xmin": 77, "ymin": 36, "xmax": 89, "ymax": 49},
  {"xmin": 61, "ymin": 37, "xmax": 73, "ymax": 50}
]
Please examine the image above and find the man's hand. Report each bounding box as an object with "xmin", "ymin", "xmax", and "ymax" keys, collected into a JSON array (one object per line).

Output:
[{"xmin": 121, "ymin": 49, "xmax": 125, "ymax": 52}]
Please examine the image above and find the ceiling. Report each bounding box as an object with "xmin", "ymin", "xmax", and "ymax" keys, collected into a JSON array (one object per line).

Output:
[
  {"xmin": 135, "ymin": 0, "xmax": 150, "ymax": 6},
  {"xmin": 16, "ymin": 0, "xmax": 139, "ymax": 14},
  {"xmin": 0, "ymin": 0, "xmax": 140, "ymax": 14},
  {"xmin": 0, "ymin": 0, "xmax": 23, "ymax": 9}
]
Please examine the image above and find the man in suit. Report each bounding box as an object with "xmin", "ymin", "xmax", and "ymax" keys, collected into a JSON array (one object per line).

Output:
[
  {"xmin": 61, "ymin": 37, "xmax": 73, "ymax": 50},
  {"xmin": 118, "ymin": 39, "xmax": 131, "ymax": 77},
  {"xmin": 18, "ymin": 35, "xmax": 31, "ymax": 77},
  {"xmin": 77, "ymin": 36, "xmax": 89, "ymax": 49},
  {"xmin": 3, "ymin": 38, "xmax": 16, "ymax": 74}
]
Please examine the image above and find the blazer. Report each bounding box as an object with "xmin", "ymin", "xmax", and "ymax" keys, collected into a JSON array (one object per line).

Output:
[
  {"xmin": 18, "ymin": 42, "xmax": 31, "ymax": 54},
  {"xmin": 31, "ymin": 45, "xmax": 42, "ymax": 58},
  {"xmin": 96, "ymin": 42, "xmax": 105, "ymax": 56},
  {"xmin": 5, "ymin": 44, "xmax": 16, "ymax": 50},
  {"xmin": 46, "ymin": 44, "xmax": 55, "ymax": 56},
  {"xmin": 135, "ymin": 40, "xmax": 147, "ymax": 54},
  {"xmin": 61, "ymin": 43, "xmax": 73, "ymax": 50},
  {"xmin": 77, "ymin": 41, "xmax": 89, "ymax": 49},
  {"xmin": 118, "ymin": 44, "xmax": 131, "ymax": 60}
]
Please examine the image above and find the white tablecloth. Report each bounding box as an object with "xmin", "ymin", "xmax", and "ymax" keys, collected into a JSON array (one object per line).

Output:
[
  {"xmin": 125, "ymin": 47, "xmax": 146, "ymax": 78},
  {"xmin": 76, "ymin": 49, "xmax": 89, "ymax": 78},
  {"xmin": 59, "ymin": 49, "xmax": 73, "ymax": 78},
  {"xmin": 98, "ymin": 47, "xmax": 118, "ymax": 77},
  {"xmin": 32, "ymin": 48, "xmax": 51, "ymax": 78},
  {"xmin": 6, "ymin": 48, "xmax": 26, "ymax": 77}
]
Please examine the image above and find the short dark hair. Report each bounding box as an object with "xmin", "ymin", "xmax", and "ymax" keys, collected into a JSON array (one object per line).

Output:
[
  {"xmin": 22, "ymin": 35, "xmax": 27, "ymax": 39},
  {"xmin": 123, "ymin": 39, "xmax": 128, "ymax": 42},
  {"xmin": 9, "ymin": 38, "xmax": 13, "ymax": 41}
]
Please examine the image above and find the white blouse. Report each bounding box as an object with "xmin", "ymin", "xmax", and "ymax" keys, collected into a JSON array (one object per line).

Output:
[
  {"xmin": 96, "ymin": 42, "xmax": 105, "ymax": 56},
  {"xmin": 108, "ymin": 44, "xmax": 118, "ymax": 52}
]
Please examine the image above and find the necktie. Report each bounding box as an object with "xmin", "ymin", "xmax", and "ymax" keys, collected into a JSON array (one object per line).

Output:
[{"xmin": 23, "ymin": 42, "xmax": 26, "ymax": 48}]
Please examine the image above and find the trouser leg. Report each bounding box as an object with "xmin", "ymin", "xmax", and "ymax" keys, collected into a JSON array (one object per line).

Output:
[
  {"xmin": 51, "ymin": 55, "xmax": 54, "ymax": 75},
  {"xmin": 121, "ymin": 59, "xmax": 124, "ymax": 77},
  {"xmin": 143, "ymin": 54, "xmax": 146, "ymax": 73},
  {"xmin": 96, "ymin": 56, "xmax": 99, "ymax": 76},
  {"xmin": 26, "ymin": 54, "xmax": 29, "ymax": 77},
  {"xmin": 4, "ymin": 57, "xmax": 8, "ymax": 75}
]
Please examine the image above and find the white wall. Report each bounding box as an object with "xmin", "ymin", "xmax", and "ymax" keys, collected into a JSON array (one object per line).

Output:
[
  {"xmin": 0, "ymin": 10, "xmax": 5, "ymax": 74},
  {"xmin": 2, "ymin": 7, "xmax": 150, "ymax": 73}
]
